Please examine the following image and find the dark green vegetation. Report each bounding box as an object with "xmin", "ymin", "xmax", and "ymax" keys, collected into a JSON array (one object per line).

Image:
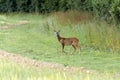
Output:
[
  {"xmin": 0, "ymin": 12, "xmax": 120, "ymax": 73},
  {"xmin": 0, "ymin": 0, "xmax": 120, "ymax": 24}
]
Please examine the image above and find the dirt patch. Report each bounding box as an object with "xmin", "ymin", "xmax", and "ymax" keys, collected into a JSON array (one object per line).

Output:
[
  {"xmin": 0, "ymin": 50, "xmax": 95, "ymax": 74},
  {"xmin": 0, "ymin": 20, "xmax": 29, "ymax": 30}
]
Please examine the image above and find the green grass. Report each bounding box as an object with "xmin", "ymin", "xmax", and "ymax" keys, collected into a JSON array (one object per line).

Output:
[
  {"xmin": 0, "ymin": 58, "xmax": 120, "ymax": 80},
  {"xmin": 0, "ymin": 59, "xmax": 78, "ymax": 80},
  {"xmin": 0, "ymin": 13, "xmax": 120, "ymax": 73}
]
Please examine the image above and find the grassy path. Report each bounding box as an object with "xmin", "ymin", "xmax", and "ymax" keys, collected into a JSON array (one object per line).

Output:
[
  {"xmin": 0, "ymin": 50, "xmax": 94, "ymax": 74},
  {"xmin": 0, "ymin": 20, "xmax": 28, "ymax": 29}
]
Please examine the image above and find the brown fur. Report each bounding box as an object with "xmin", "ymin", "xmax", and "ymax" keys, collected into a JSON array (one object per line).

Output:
[{"xmin": 54, "ymin": 30, "xmax": 80, "ymax": 54}]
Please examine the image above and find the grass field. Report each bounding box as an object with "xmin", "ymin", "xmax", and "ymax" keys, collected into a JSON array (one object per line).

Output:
[
  {"xmin": 0, "ymin": 12, "xmax": 120, "ymax": 75},
  {"xmin": 0, "ymin": 58, "xmax": 120, "ymax": 80}
]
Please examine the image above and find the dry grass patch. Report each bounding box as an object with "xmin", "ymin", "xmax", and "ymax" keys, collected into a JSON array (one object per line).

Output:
[{"xmin": 50, "ymin": 10, "xmax": 93, "ymax": 25}]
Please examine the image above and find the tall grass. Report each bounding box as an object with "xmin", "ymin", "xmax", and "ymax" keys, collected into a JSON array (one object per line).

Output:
[
  {"xmin": 50, "ymin": 10, "xmax": 93, "ymax": 25},
  {"xmin": 0, "ymin": 59, "xmax": 76, "ymax": 80},
  {"xmin": 46, "ymin": 10, "xmax": 120, "ymax": 53},
  {"xmin": 0, "ymin": 59, "xmax": 119, "ymax": 80},
  {"xmin": 84, "ymin": 22, "xmax": 120, "ymax": 53}
]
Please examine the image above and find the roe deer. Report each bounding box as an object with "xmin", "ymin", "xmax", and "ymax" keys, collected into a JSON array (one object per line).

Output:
[{"xmin": 54, "ymin": 30, "xmax": 81, "ymax": 54}]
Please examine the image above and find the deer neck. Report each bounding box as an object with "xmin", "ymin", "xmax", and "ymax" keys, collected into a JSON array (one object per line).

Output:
[{"xmin": 57, "ymin": 34, "xmax": 61, "ymax": 41}]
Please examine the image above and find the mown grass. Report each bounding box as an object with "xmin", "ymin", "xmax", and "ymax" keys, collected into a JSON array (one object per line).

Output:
[
  {"xmin": 0, "ymin": 12, "xmax": 120, "ymax": 73},
  {"xmin": 0, "ymin": 58, "xmax": 120, "ymax": 80}
]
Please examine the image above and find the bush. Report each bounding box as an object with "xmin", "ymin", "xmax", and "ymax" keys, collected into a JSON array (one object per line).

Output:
[
  {"xmin": 0, "ymin": 0, "xmax": 119, "ymax": 24},
  {"xmin": 110, "ymin": 0, "xmax": 120, "ymax": 24}
]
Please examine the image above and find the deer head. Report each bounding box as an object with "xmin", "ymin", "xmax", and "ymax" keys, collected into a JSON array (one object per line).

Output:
[{"xmin": 54, "ymin": 30, "xmax": 60, "ymax": 36}]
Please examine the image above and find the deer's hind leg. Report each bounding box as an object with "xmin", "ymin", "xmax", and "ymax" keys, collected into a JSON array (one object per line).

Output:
[
  {"xmin": 71, "ymin": 45, "xmax": 76, "ymax": 54},
  {"xmin": 72, "ymin": 41, "xmax": 81, "ymax": 54},
  {"xmin": 76, "ymin": 44, "xmax": 81, "ymax": 54}
]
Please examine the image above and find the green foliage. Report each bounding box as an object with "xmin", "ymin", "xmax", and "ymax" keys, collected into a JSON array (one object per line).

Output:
[
  {"xmin": 0, "ymin": 0, "xmax": 119, "ymax": 23},
  {"xmin": 91, "ymin": 0, "xmax": 111, "ymax": 16},
  {"xmin": 110, "ymin": 0, "xmax": 120, "ymax": 24}
]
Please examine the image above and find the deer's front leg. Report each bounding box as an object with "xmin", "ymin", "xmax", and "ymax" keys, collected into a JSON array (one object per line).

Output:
[{"xmin": 61, "ymin": 44, "xmax": 66, "ymax": 53}]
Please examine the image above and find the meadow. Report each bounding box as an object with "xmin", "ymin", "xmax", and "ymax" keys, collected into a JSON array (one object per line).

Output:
[
  {"xmin": 1, "ymin": 58, "xmax": 120, "ymax": 80},
  {"xmin": 0, "ymin": 11, "xmax": 120, "ymax": 75}
]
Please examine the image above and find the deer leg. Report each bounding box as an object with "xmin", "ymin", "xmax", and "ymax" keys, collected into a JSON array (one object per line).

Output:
[
  {"xmin": 77, "ymin": 44, "xmax": 81, "ymax": 54},
  {"xmin": 77, "ymin": 44, "xmax": 81, "ymax": 49},
  {"xmin": 61, "ymin": 44, "xmax": 66, "ymax": 53},
  {"xmin": 71, "ymin": 45, "xmax": 76, "ymax": 54}
]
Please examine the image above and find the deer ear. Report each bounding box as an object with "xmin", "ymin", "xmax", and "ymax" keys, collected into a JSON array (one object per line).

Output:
[{"xmin": 53, "ymin": 30, "xmax": 56, "ymax": 32}]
